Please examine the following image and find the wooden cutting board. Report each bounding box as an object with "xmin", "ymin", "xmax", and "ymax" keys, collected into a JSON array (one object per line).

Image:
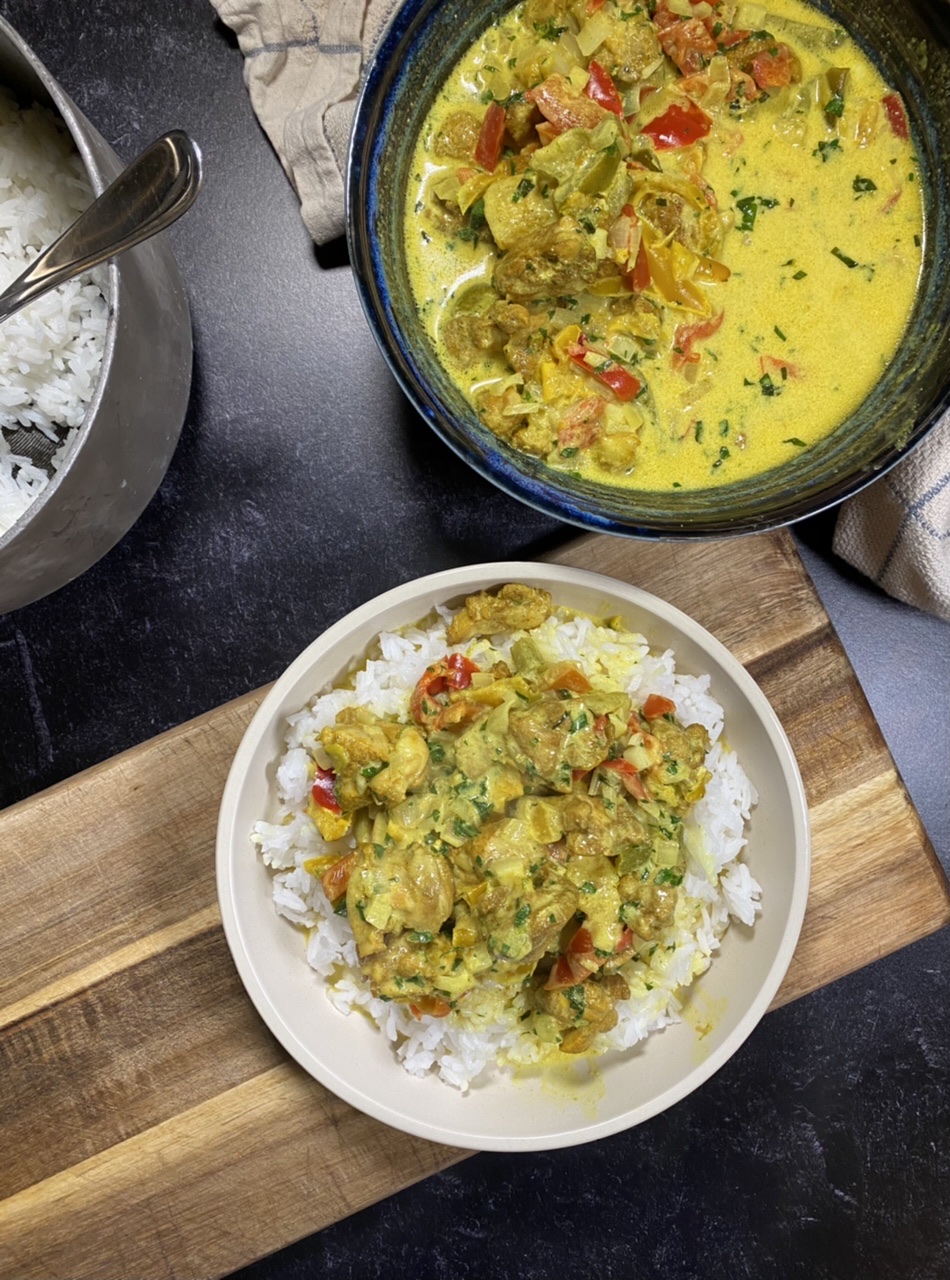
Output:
[{"xmin": 0, "ymin": 530, "xmax": 947, "ymax": 1280}]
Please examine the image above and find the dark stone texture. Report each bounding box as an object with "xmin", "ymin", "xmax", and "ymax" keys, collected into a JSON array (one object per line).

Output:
[{"xmin": 0, "ymin": 1, "xmax": 947, "ymax": 1277}]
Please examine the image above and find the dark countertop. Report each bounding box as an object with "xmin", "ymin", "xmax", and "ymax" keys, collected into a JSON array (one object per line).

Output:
[{"xmin": 0, "ymin": 2, "xmax": 947, "ymax": 1277}]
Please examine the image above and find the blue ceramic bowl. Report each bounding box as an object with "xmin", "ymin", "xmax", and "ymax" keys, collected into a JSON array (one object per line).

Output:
[{"xmin": 347, "ymin": 0, "xmax": 950, "ymax": 538}]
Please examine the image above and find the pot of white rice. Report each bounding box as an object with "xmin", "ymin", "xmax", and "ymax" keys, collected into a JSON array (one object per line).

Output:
[{"xmin": 0, "ymin": 16, "xmax": 192, "ymax": 614}]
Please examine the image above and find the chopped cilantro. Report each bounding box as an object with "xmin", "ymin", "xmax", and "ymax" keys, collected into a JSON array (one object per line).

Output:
[
  {"xmin": 814, "ymin": 138, "xmax": 842, "ymax": 162},
  {"xmin": 533, "ymin": 17, "xmax": 566, "ymax": 40},
  {"xmin": 831, "ymin": 246, "xmax": 859, "ymax": 268}
]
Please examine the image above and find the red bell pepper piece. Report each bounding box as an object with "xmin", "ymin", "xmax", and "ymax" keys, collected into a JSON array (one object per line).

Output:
[
  {"xmin": 474, "ymin": 101, "xmax": 506, "ymax": 170},
  {"xmin": 672, "ymin": 311, "xmax": 724, "ymax": 371},
  {"xmin": 585, "ymin": 60, "xmax": 624, "ymax": 117},
  {"xmin": 410, "ymin": 653, "xmax": 480, "ymax": 724},
  {"xmin": 311, "ymin": 766, "xmax": 341, "ymax": 814},
  {"xmin": 320, "ymin": 850, "xmax": 356, "ymax": 903},
  {"xmin": 641, "ymin": 100, "xmax": 712, "ymax": 150},
  {"xmin": 629, "ymin": 240, "xmax": 651, "ymax": 293},
  {"xmin": 600, "ymin": 756, "xmax": 650, "ymax": 800},
  {"xmin": 569, "ymin": 344, "xmax": 641, "ymax": 402},
  {"xmin": 642, "ymin": 693, "xmax": 676, "ymax": 719},
  {"xmin": 882, "ymin": 92, "xmax": 909, "ymax": 140}
]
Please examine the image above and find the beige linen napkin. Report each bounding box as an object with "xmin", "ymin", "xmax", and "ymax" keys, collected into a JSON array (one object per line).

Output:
[
  {"xmin": 211, "ymin": 0, "xmax": 950, "ymax": 623},
  {"xmin": 211, "ymin": 0, "xmax": 399, "ymax": 245}
]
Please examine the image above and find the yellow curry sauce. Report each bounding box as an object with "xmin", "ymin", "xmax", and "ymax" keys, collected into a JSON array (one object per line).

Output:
[
  {"xmin": 309, "ymin": 584, "xmax": 715, "ymax": 1056},
  {"xmin": 404, "ymin": 0, "xmax": 923, "ymax": 490}
]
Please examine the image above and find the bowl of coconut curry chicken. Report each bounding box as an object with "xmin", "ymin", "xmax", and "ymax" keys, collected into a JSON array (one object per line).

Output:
[{"xmin": 348, "ymin": 0, "xmax": 950, "ymax": 536}]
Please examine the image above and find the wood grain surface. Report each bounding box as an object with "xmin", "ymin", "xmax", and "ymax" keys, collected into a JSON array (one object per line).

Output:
[{"xmin": 1, "ymin": 530, "xmax": 947, "ymax": 1280}]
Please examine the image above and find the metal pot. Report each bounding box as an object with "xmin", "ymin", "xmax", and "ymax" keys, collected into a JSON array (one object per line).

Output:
[{"xmin": 0, "ymin": 15, "xmax": 192, "ymax": 614}]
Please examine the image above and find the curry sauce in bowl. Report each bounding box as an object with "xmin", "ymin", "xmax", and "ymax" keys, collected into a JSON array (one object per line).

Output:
[{"xmin": 348, "ymin": 0, "xmax": 950, "ymax": 536}]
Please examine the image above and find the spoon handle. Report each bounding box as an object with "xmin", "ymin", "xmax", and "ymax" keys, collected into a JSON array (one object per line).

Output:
[{"xmin": 0, "ymin": 129, "xmax": 202, "ymax": 323}]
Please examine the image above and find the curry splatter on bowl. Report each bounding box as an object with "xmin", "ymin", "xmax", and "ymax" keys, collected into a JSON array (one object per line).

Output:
[{"xmin": 347, "ymin": 0, "xmax": 950, "ymax": 537}]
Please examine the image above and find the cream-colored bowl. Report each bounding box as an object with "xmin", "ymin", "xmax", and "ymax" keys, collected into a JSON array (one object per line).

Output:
[{"xmin": 216, "ymin": 564, "xmax": 810, "ymax": 1151}]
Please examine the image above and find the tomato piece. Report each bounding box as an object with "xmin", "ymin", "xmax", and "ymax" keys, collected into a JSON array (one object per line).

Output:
[
  {"xmin": 530, "ymin": 74, "xmax": 611, "ymax": 134},
  {"xmin": 311, "ymin": 765, "xmax": 341, "ymax": 814},
  {"xmin": 544, "ymin": 954, "xmax": 586, "ymax": 990},
  {"xmin": 557, "ymin": 396, "xmax": 605, "ymax": 451},
  {"xmin": 587, "ymin": 0, "xmax": 607, "ymax": 10},
  {"xmin": 641, "ymin": 101, "xmax": 712, "ymax": 150},
  {"xmin": 642, "ymin": 693, "xmax": 676, "ymax": 719},
  {"xmin": 585, "ymin": 60, "xmax": 624, "ymax": 117},
  {"xmin": 713, "ymin": 27, "xmax": 751, "ymax": 48},
  {"xmin": 320, "ymin": 850, "xmax": 356, "ymax": 904},
  {"xmin": 882, "ymin": 92, "xmax": 909, "ymax": 140},
  {"xmin": 567, "ymin": 925, "xmax": 596, "ymax": 959},
  {"xmin": 615, "ymin": 926, "xmax": 636, "ymax": 955},
  {"xmin": 545, "ymin": 930, "xmax": 599, "ymax": 990},
  {"xmin": 749, "ymin": 44, "xmax": 797, "ymax": 89},
  {"xmin": 601, "ymin": 756, "xmax": 650, "ymax": 801},
  {"xmin": 409, "ymin": 995, "xmax": 453, "ymax": 1019},
  {"xmin": 474, "ymin": 101, "xmax": 506, "ymax": 171},
  {"xmin": 539, "ymin": 661, "xmax": 594, "ymax": 694},
  {"xmin": 653, "ymin": 14, "xmax": 717, "ymax": 76}
]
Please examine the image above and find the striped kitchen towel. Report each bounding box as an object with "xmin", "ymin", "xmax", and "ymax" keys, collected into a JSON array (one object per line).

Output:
[
  {"xmin": 834, "ymin": 411, "xmax": 950, "ymax": 622},
  {"xmin": 210, "ymin": 0, "xmax": 399, "ymax": 245},
  {"xmin": 212, "ymin": 0, "xmax": 950, "ymax": 624}
]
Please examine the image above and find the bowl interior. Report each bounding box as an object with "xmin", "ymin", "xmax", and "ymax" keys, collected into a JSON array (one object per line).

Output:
[
  {"xmin": 348, "ymin": 0, "xmax": 950, "ymax": 537},
  {"xmin": 216, "ymin": 563, "xmax": 810, "ymax": 1151}
]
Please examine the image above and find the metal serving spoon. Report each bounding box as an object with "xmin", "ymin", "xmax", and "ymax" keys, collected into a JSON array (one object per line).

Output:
[{"xmin": 0, "ymin": 128, "xmax": 201, "ymax": 326}]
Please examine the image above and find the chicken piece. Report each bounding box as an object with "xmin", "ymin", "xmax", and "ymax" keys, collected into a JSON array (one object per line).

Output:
[
  {"xmin": 600, "ymin": 12, "xmax": 662, "ymax": 83},
  {"xmin": 476, "ymin": 386, "xmax": 531, "ymax": 443},
  {"xmin": 442, "ymin": 312, "xmax": 504, "ymax": 367},
  {"xmin": 507, "ymin": 693, "xmax": 612, "ymax": 791},
  {"xmin": 505, "ymin": 98, "xmax": 543, "ymax": 148},
  {"xmin": 513, "ymin": 416, "xmax": 559, "ymax": 459},
  {"xmin": 431, "ymin": 110, "xmax": 481, "ymax": 160},
  {"xmin": 476, "ymin": 873, "xmax": 579, "ymax": 964},
  {"xmin": 321, "ymin": 717, "xmax": 429, "ymax": 810},
  {"xmin": 493, "ymin": 217, "xmax": 598, "ymax": 302},
  {"xmin": 560, "ymin": 792, "xmax": 652, "ymax": 862},
  {"xmin": 483, "ymin": 173, "xmax": 557, "ymax": 250},
  {"xmin": 489, "ymin": 302, "xmax": 552, "ymax": 380},
  {"xmin": 345, "ymin": 842, "xmax": 455, "ymax": 957},
  {"xmin": 642, "ymin": 715, "xmax": 710, "ymax": 809},
  {"xmin": 361, "ymin": 930, "xmax": 475, "ymax": 1004},
  {"xmin": 490, "ymin": 300, "xmax": 532, "ymax": 335},
  {"xmin": 618, "ymin": 876, "xmax": 678, "ymax": 940},
  {"xmin": 532, "ymin": 973, "xmax": 628, "ymax": 1054},
  {"xmin": 446, "ymin": 583, "xmax": 553, "ymax": 643},
  {"xmin": 505, "ymin": 331, "xmax": 549, "ymax": 381}
]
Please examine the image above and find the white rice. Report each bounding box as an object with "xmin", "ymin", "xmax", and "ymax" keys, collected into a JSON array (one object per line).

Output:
[
  {"xmin": 0, "ymin": 86, "xmax": 108, "ymax": 537},
  {"xmin": 252, "ymin": 606, "xmax": 762, "ymax": 1091}
]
